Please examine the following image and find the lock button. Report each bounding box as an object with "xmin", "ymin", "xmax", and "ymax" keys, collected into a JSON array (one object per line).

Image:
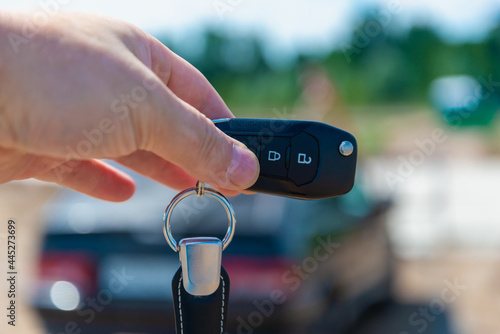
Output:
[
  {"xmin": 288, "ymin": 132, "xmax": 319, "ymax": 185},
  {"xmin": 259, "ymin": 136, "xmax": 290, "ymax": 178}
]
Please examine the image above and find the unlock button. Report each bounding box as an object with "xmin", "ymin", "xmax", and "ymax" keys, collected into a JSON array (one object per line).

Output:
[{"xmin": 289, "ymin": 132, "xmax": 319, "ymax": 185}]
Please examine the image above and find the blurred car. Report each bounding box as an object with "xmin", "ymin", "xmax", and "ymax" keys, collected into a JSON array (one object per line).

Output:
[{"xmin": 33, "ymin": 167, "xmax": 392, "ymax": 334}]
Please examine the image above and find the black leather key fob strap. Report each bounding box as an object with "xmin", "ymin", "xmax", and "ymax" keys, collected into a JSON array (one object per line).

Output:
[{"xmin": 172, "ymin": 265, "xmax": 230, "ymax": 334}]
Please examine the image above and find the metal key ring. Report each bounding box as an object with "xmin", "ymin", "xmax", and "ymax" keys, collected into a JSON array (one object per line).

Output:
[{"xmin": 163, "ymin": 182, "xmax": 236, "ymax": 252}]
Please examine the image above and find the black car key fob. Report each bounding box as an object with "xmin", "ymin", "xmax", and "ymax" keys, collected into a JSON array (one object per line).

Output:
[{"xmin": 214, "ymin": 118, "xmax": 357, "ymax": 199}]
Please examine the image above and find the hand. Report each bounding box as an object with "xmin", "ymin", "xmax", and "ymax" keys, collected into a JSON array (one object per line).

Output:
[{"xmin": 0, "ymin": 11, "xmax": 259, "ymax": 201}]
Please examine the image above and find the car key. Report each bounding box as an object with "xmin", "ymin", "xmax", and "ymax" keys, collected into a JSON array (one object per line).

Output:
[
  {"xmin": 164, "ymin": 116, "xmax": 357, "ymax": 333},
  {"xmin": 214, "ymin": 118, "xmax": 357, "ymax": 199}
]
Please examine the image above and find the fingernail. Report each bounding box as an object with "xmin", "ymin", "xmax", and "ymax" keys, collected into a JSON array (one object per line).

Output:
[{"xmin": 227, "ymin": 144, "xmax": 259, "ymax": 189}]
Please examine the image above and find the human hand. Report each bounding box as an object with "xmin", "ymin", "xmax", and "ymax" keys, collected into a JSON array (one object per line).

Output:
[{"xmin": 0, "ymin": 11, "xmax": 259, "ymax": 201}]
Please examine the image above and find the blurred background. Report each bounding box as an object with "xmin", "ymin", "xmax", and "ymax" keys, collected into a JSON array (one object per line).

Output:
[{"xmin": 1, "ymin": 0, "xmax": 500, "ymax": 333}]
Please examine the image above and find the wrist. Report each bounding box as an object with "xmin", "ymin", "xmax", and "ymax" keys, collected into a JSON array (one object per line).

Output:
[{"xmin": 0, "ymin": 10, "xmax": 29, "ymax": 62}]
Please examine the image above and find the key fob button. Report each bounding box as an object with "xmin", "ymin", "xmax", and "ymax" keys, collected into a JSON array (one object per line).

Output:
[
  {"xmin": 259, "ymin": 136, "xmax": 290, "ymax": 178},
  {"xmin": 232, "ymin": 135, "xmax": 260, "ymax": 159},
  {"xmin": 289, "ymin": 132, "xmax": 319, "ymax": 185}
]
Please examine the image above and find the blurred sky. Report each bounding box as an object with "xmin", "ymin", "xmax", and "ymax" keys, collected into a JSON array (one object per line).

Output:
[{"xmin": 3, "ymin": 0, "xmax": 500, "ymax": 64}]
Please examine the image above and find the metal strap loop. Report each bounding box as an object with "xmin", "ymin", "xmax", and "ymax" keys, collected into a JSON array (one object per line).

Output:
[{"xmin": 163, "ymin": 183, "xmax": 236, "ymax": 252}]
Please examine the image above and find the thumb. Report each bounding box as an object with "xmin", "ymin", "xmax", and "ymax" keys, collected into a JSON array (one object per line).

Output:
[{"xmin": 142, "ymin": 89, "xmax": 260, "ymax": 191}]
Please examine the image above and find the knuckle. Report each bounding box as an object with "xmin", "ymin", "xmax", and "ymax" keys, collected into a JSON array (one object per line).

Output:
[{"xmin": 197, "ymin": 122, "xmax": 220, "ymax": 165}]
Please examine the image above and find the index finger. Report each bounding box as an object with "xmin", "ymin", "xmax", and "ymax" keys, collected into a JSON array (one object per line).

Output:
[{"xmin": 146, "ymin": 34, "xmax": 233, "ymax": 120}]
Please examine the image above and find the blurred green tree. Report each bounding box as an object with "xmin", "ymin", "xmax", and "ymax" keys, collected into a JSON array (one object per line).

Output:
[{"xmin": 155, "ymin": 11, "xmax": 500, "ymax": 115}]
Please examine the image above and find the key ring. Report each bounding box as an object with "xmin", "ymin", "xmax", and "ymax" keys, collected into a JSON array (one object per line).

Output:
[{"xmin": 163, "ymin": 181, "xmax": 236, "ymax": 252}]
